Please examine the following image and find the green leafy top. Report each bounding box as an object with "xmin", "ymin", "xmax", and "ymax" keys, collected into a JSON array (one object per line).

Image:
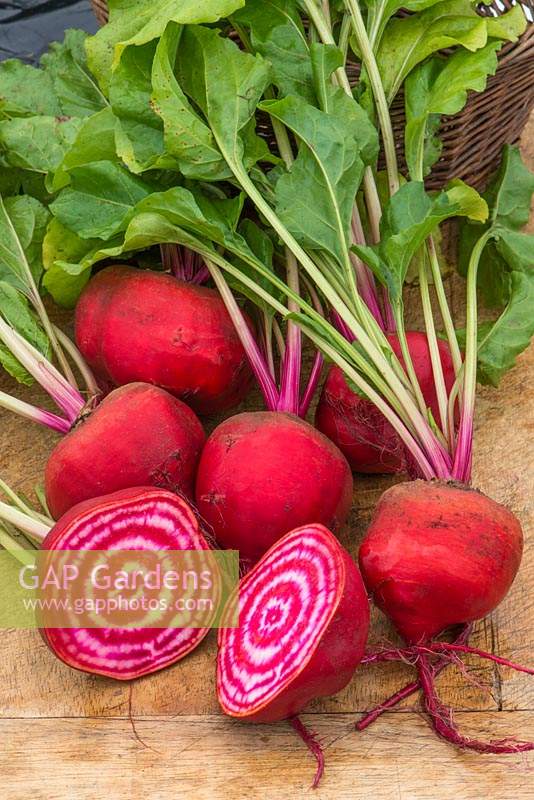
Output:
[
  {"xmin": 0, "ymin": 1, "xmax": 531, "ymax": 480},
  {"xmin": 86, "ymin": 0, "xmax": 246, "ymax": 92},
  {"xmin": 457, "ymin": 146, "xmax": 534, "ymax": 386}
]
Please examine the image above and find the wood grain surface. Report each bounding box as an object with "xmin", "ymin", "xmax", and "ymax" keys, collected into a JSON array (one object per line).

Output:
[{"xmin": 0, "ymin": 119, "xmax": 532, "ymax": 799}]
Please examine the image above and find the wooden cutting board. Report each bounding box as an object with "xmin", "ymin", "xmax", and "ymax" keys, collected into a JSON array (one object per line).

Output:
[{"xmin": 1, "ymin": 119, "xmax": 533, "ymax": 800}]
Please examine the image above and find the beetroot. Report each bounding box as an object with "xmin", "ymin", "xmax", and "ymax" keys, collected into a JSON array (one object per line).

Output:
[
  {"xmin": 195, "ymin": 411, "xmax": 353, "ymax": 563},
  {"xmin": 359, "ymin": 481, "xmax": 523, "ymax": 644},
  {"xmin": 218, "ymin": 523, "xmax": 369, "ymax": 784},
  {"xmin": 358, "ymin": 480, "xmax": 534, "ymax": 753},
  {"xmin": 45, "ymin": 382, "xmax": 205, "ymax": 519},
  {"xmin": 39, "ymin": 488, "xmax": 212, "ymax": 680},
  {"xmin": 315, "ymin": 332, "xmax": 456, "ymax": 474},
  {"xmin": 74, "ymin": 265, "xmax": 253, "ymax": 415}
]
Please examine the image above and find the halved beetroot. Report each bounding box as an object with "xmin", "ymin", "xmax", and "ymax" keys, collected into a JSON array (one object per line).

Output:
[
  {"xmin": 40, "ymin": 487, "xmax": 213, "ymax": 680},
  {"xmin": 217, "ymin": 523, "xmax": 369, "ymax": 723}
]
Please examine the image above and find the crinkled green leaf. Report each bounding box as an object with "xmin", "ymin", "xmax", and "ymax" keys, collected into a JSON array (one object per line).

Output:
[
  {"xmin": 39, "ymin": 29, "xmax": 108, "ymax": 118},
  {"xmin": 151, "ymin": 26, "xmax": 232, "ymax": 181},
  {"xmin": 377, "ymin": 0, "xmax": 524, "ymax": 104},
  {"xmin": 310, "ymin": 43, "xmax": 344, "ymax": 111},
  {"xmin": 133, "ymin": 187, "xmax": 234, "ymax": 245},
  {"xmin": 110, "ymin": 40, "xmax": 183, "ymax": 174},
  {"xmin": 0, "ymin": 281, "xmax": 51, "ymax": 384},
  {"xmin": 232, "ymin": 0, "xmax": 314, "ymax": 102},
  {"xmin": 486, "ymin": 145, "xmax": 534, "ymax": 229},
  {"xmin": 484, "ymin": 3, "xmax": 527, "ymax": 40},
  {"xmin": 86, "ymin": 0, "xmax": 245, "ymax": 93},
  {"xmin": 41, "ymin": 218, "xmax": 102, "ymax": 307},
  {"xmin": 353, "ymin": 180, "xmax": 487, "ymax": 301},
  {"xmin": 360, "ymin": 0, "xmax": 448, "ymax": 51},
  {"xmin": 42, "ymin": 260, "xmax": 93, "ymax": 309},
  {"xmin": 475, "ymin": 272, "xmax": 534, "ymax": 386},
  {"xmin": 405, "ymin": 42, "xmax": 501, "ymax": 178},
  {"xmin": 0, "ymin": 195, "xmax": 50, "ymax": 293},
  {"xmin": 0, "ymin": 116, "xmax": 82, "ymax": 177},
  {"xmin": 0, "ymin": 61, "xmax": 60, "ymax": 119},
  {"xmin": 259, "ymin": 94, "xmax": 364, "ymax": 267},
  {"xmin": 51, "ymin": 107, "xmax": 118, "ymax": 192},
  {"xmin": 446, "ymin": 179, "xmax": 488, "ymax": 222},
  {"xmin": 310, "ymin": 43, "xmax": 379, "ymax": 165},
  {"xmin": 49, "ymin": 161, "xmax": 153, "ymax": 240},
  {"xmin": 187, "ymin": 186, "xmax": 245, "ymax": 235},
  {"xmin": 494, "ymin": 229, "xmax": 534, "ymax": 273},
  {"xmin": 459, "ymin": 145, "xmax": 534, "ymax": 307},
  {"xmin": 174, "ymin": 26, "xmax": 271, "ymax": 174}
]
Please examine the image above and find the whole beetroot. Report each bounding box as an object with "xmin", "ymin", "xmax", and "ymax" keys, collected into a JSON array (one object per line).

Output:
[
  {"xmin": 74, "ymin": 265, "xmax": 253, "ymax": 415},
  {"xmin": 45, "ymin": 383, "xmax": 205, "ymax": 519},
  {"xmin": 315, "ymin": 332, "xmax": 456, "ymax": 474},
  {"xmin": 358, "ymin": 480, "xmax": 533, "ymax": 754},
  {"xmin": 359, "ymin": 481, "xmax": 523, "ymax": 644},
  {"xmin": 195, "ymin": 411, "xmax": 353, "ymax": 564}
]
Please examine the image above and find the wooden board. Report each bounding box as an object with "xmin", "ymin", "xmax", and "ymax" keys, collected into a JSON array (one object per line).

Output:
[{"xmin": 0, "ymin": 119, "xmax": 533, "ymax": 798}]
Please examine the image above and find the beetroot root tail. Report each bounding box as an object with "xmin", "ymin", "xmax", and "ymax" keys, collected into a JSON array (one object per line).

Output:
[
  {"xmin": 357, "ymin": 625, "xmax": 473, "ymax": 732},
  {"xmin": 417, "ymin": 653, "xmax": 534, "ymax": 754},
  {"xmin": 357, "ymin": 678, "xmax": 421, "ymax": 731},
  {"xmin": 289, "ymin": 716, "xmax": 325, "ymax": 789},
  {"xmin": 418, "ymin": 642, "xmax": 534, "ymax": 675}
]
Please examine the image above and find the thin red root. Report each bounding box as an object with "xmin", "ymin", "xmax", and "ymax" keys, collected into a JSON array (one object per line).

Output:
[
  {"xmin": 418, "ymin": 653, "xmax": 534, "ymax": 754},
  {"xmin": 289, "ymin": 716, "xmax": 325, "ymax": 789},
  {"xmin": 357, "ymin": 625, "xmax": 473, "ymax": 731},
  {"xmin": 361, "ymin": 647, "xmax": 416, "ymax": 666},
  {"xmin": 357, "ymin": 678, "xmax": 421, "ymax": 731},
  {"xmin": 418, "ymin": 643, "xmax": 534, "ymax": 675}
]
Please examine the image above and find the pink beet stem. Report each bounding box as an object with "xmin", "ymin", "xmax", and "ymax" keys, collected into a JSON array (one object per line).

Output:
[
  {"xmin": 289, "ymin": 716, "xmax": 325, "ymax": 790},
  {"xmin": 299, "ymin": 351, "xmax": 324, "ymax": 418},
  {"xmin": 417, "ymin": 652, "xmax": 534, "ymax": 754},
  {"xmin": 160, "ymin": 244, "xmax": 209, "ymax": 284},
  {"xmin": 350, "ymin": 211, "xmax": 386, "ymax": 331},
  {"xmin": 206, "ymin": 259, "xmax": 280, "ymax": 410},
  {"xmin": 330, "ymin": 309, "xmax": 354, "ymax": 341},
  {"xmin": 277, "ymin": 251, "xmax": 303, "ymax": 416},
  {"xmin": 381, "ymin": 286, "xmax": 396, "ymax": 333},
  {"xmin": 278, "ymin": 316, "xmax": 302, "ymax": 415}
]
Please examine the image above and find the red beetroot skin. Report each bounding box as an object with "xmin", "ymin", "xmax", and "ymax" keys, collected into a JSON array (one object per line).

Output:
[
  {"xmin": 315, "ymin": 332, "xmax": 456, "ymax": 474},
  {"xmin": 359, "ymin": 481, "xmax": 523, "ymax": 644},
  {"xmin": 195, "ymin": 411, "xmax": 354, "ymax": 563},
  {"xmin": 75, "ymin": 265, "xmax": 253, "ymax": 415},
  {"xmin": 45, "ymin": 382, "xmax": 205, "ymax": 519},
  {"xmin": 217, "ymin": 524, "xmax": 370, "ymax": 723},
  {"xmin": 40, "ymin": 487, "xmax": 212, "ymax": 680}
]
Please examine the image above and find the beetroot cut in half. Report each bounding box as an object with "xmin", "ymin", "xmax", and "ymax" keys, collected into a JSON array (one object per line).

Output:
[
  {"xmin": 217, "ymin": 524, "xmax": 370, "ymax": 786},
  {"xmin": 38, "ymin": 487, "xmax": 213, "ymax": 681}
]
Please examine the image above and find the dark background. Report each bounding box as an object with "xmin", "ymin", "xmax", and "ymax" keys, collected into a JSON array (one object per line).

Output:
[{"xmin": 0, "ymin": 0, "xmax": 97, "ymax": 62}]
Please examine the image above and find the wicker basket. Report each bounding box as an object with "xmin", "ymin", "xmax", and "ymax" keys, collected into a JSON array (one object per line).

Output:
[{"xmin": 90, "ymin": 0, "xmax": 534, "ymax": 190}]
